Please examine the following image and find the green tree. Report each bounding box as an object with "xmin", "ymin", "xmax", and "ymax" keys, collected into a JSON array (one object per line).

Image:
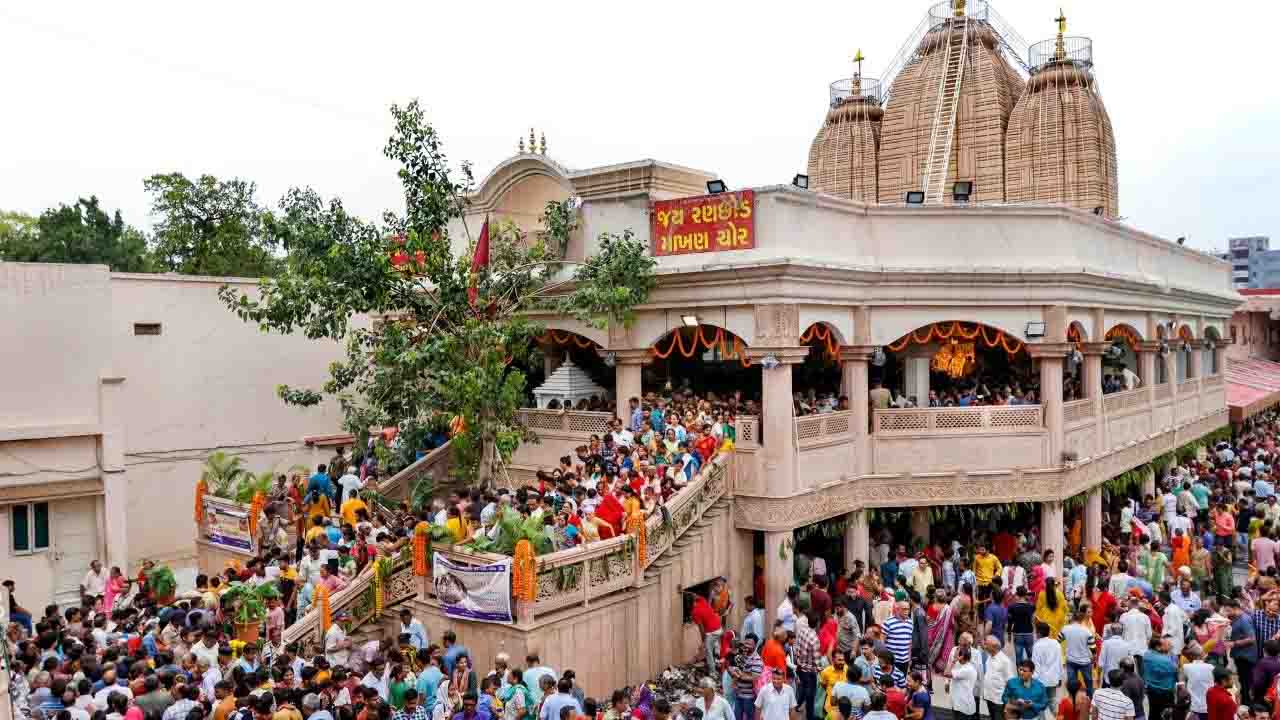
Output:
[
  {"xmin": 145, "ymin": 173, "xmax": 280, "ymax": 278},
  {"xmin": 220, "ymin": 100, "xmax": 656, "ymax": 488},
  {"xmin": 0, "ymin": 198, "xmax": 156, "ymax": 272}
]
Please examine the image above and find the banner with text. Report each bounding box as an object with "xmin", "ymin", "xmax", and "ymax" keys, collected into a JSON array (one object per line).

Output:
[
  {"xmin": 433, "ymin": 553, "xmax": 514, "ymax": 624},
  {"xmin": 202, "ymin": 497, "xmax": 254, "ymax": 553},
  {"xmin": 651, "ymin": 190, "xmax": 755, "ymax": 256}
]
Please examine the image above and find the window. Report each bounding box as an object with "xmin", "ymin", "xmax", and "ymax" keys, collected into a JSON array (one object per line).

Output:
[
  {"xmin": 11, "ymin": 502, "xmax": 50, "ymax": 554},
  {"xmin": 133, "ymin": 323, "xmax": 162, "ymax": 336}
]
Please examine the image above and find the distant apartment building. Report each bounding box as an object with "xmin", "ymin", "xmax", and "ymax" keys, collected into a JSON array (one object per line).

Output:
[{"xmin": 1226, "ymin": 236, "xmax": 1278, "ymax": 289}]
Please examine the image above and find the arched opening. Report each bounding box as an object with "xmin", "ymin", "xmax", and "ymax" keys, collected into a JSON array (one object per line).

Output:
[
  {"xmin": 1103, "ymin": 324, "xmax": 1142, "ymax": 394},
  {"xmin": 1066, "ymin": 322, "xmax": 1089, "ymax": 400},
  {"xmin": 646, "ymin": 324, "xmax": 758, "ymax": 405},
  {"xmin": 522, "ymin": 330, "xmax": 612, "ymax": 410},
  {"xmin": 794, "ymin": 322, "xmax": 844, "ymax": 414},
  {"xmin": 1176, "ymin": 325, "xmax": 1195, "ymax": 382},
  {"xmin": 878, "ymin": 321, "xmax": 1033, "ymax": 407},
  {"xmin": 1205, "ymin": 327, "xmax": 1222, "ymax": 375}
]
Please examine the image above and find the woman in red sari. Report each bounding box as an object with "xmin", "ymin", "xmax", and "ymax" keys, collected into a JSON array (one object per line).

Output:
[{"xmin": 817, "ymin": 608, "xmax": 838, "ymax": 659}]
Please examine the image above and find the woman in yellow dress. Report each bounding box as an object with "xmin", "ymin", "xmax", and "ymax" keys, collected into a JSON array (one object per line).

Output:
[{"xmin": 1034, "ymin": 576, "xmax": 1070, "ymax": 640}]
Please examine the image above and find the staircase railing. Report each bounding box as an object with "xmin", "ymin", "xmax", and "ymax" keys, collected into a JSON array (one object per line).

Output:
[
  {"xmin": 375, "ymin": 441, "xmax": 453, "ymax": 503},
  {"xmin": 281, "ymin": 549, "xmax": 417, "ymax": 657}
]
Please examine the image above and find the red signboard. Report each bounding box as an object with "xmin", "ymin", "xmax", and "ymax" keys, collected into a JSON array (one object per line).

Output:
[{"xmin": 651, "ymin": 190, "xmax": 755, "ymax": 256}]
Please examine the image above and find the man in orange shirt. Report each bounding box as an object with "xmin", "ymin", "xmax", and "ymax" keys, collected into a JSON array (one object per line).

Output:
[{"xmin": 761, "ymin": 627, "xmax": 789, "ymax": 674}]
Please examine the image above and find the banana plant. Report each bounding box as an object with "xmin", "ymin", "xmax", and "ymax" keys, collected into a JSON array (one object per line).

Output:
[{"xmin": 202, "ymin": 451, "xmax": 249, "ymax": 499}]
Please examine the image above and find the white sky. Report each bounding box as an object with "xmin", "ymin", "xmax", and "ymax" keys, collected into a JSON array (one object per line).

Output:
[{"xmin": 1, "ymin": 1, "xmax": 1276, "ymax": 254}]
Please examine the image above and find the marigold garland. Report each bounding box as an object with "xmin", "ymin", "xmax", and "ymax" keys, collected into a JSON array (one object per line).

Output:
[
  {"xmin": 538, "ymin": 330, "xmax": 598, "ymax": 349},
  {"xmin": 800, "ymin": 323, "xmax": 839, "ymax": 360},
  {"xmin": 315, "ymin": 583, "xmax": 332, "ymax": 632},
  {"xmin": 412, "ymin": 522, "xmax": 431, "ymax": 577},
  {"xmin": 651, "ymin": 326, "xmax": 751, "ymax": 367},
  {"xmin": 248, "ymin": 492, "xmax": 266, "ymax": 541},
  {"xmin": 1105, "ymin": 325, "xmax": 1142, "ymax": 348},
  {"xmin": 627, "ymin": 514, "xmax": 648, "ymax": 565},
  {"xmin": 512, "ymin": 539, "xmax": 537, "ymax": 602},
  {"xmin": 372, "ymin": 559, "xmax": 385, "ymax": 614},
  {"xmin": 194, "ymin": 479, "xmax": 207, "ymax": 524},
  {"xmin": 885, "ymin": 321, "xmax": 1025, "ymax": 355}
]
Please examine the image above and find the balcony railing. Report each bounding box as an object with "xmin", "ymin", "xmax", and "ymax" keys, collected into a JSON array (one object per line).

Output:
[
  {"xmin": 873, "ymin": 405, "xmax": 1042, "ymax": 434},
  {"xmin": 794, "ymin": 410, "xmax": 854, "ymax": 448},
  {"xmin": 1153, "ymin": 383, "xmax": 1172, "ymax": 402},
  {"xmin": 1203, "ymin": 374, "xmax": 1224, "ymax": 388},
  {"xmin": 1102, "ymin": 388, "xmax": 1147, "ymax": 415},
  {"xmin": 736, "ymin": 415, "xmax": 760, "ymax": 447},
  {"xmin": 1178, "ymin": 379, "xmax": 1200, "ymax": 395},
  {"xmin": 516, "ymin": 409, "xmax": 613, "ymax": 436},
  {"xmin": 1063, "ymin": 398, "xmax": 1095, "ymax": 425}
]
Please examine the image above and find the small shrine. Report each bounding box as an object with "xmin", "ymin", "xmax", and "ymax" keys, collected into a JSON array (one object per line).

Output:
[{"xmin": 533, "ymin": 358, "xmax": 608, "ymax": 409}]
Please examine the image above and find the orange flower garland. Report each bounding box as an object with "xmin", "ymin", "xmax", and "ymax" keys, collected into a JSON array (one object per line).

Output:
[
  {"xmin": 627, "ymin": 514, "xmax": 648, "ymax": 565},
  {"xmin": 886, "ymin": 321, "xmax": 1024, "ymax": 355},
  {"xmin": 194, "ymin": 479, "xmax": 207, "ymax": 524},
  {"xmin": 315, "ymin": 582, "xmax": 332, "ymax": 632},
  {"xmin": 412, "ymin": 522, "xmax": 431, "ymax": 577},
  {"xmin": 800, "ymin": 324, "xmax": 840, "ymax": 359},
  {"xmin": 248, "ymin": 492, "xmax": 266, "ymax": 540},
  {"xmin": 512, "ymin": 539, "xmax": 537, "ymax": 602},
  {"xmin": 651, "ymin": 326, "xmax": 751, "ymax": 368},
  {"xmin": 538, "ymin": 330, "xmax": 598, "ymax": 349}
]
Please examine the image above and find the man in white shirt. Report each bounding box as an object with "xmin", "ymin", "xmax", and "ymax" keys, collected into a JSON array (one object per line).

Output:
[
  {"xmin": 298, "ymin": 546, "xmax": 325, "ymax": 588},
  {"xmin": 338, "ymin": 471, "xmax": 363, "ymax": 503},
  {"xmin": 980, "ymin": 635, "xmax": 1015, "ymax": 720},
  {"xmin": 325, "ymin": 612, "xmax": 353, "ymax": 667},
  {"xmin": 362, "ymin": 657, "xmax": 392, "ymax": 700},
  {"xmin": 81, "ymin": 560, "xmax": 107, "ymax": 602},
  {"xmin": 1162, "ymin": 591, "xmax": 1188, "ymax": 657},
  {"xmin": 1119, "ymin": 597, "xmax": 1153, "ymax": 651},
  {"xmin": 1098, "ymin": 624, "xmax": 1134, "ymax": 679},
  {"xmin": 754, "ymin": 672, "xmax": 797, "ymax": 720},
  {"xmin": 399, "ymin": 608, "xmax": 429, "ymax": 650},
  {"xmin": 1121, "ymin": 367, "xmax": 1140, "ymax": 391},
  {"xmin": 1108, "ymin": 562, "xmax": 1135, "ymax": 598},
  {"xmin": 1031, "ymin": 622, "xmax": 1062, "ymax": 698},
  {"xmin": 777, "ymin": 587, "xmax": 798, "ymax": 634},
  {"xmin": 1182, "ymin": 646, "xmax": 1215, "ymax": 717},
  {"xmin": 691, "ymin": 678, "xmax": 733, "ymax": 720}
]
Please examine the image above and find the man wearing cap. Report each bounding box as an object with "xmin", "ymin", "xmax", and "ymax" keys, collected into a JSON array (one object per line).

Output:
[{"xmin": 325, "ymin": 611, "xmax": 352, "ymax": 667}]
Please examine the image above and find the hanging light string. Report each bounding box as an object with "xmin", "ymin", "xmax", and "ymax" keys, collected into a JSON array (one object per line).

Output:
[{"xmin": 886, "ymin": 321, "xmax": 1025, "ymax": 355}]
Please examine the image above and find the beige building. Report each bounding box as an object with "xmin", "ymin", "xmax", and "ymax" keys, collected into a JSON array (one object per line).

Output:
[{"xmin": 0, "ymin": 266, "xmax": 345, "ymax": 604}]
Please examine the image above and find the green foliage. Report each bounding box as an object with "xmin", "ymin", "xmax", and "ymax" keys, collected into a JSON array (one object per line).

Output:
[
  {"xmin": 203, "ymin": 451, "xmax": 249, "ymax": 498},
  {"xmin": 0, "ymin": 198, "xmax": 156, "ymax": 272},
  {"xmin": 221, "ymin": 581, "xmax": 281, "ymax": 624},
  {"xmin": 145, "ymin": 173, "xmax": 280, "ymax": 278},
  {"xmin": 219, "ymin": 100, "xmax": 656, "ymax": 488},
  {"xmin": 146, "ymin": 565, "xmax": 178, "ymax": 598},
  {"xmin": 537, "ymin": 199, "xmax": 577, "ymax": 260},
  {"xmin": 464, "ymin": 507, "xmax": 552, "ymax": 555},
  {"xmin": 234, "ymin": 469, "xmax": 275, "ymax": 504}
]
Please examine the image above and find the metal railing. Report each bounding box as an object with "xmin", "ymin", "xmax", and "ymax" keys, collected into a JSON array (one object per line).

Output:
[
  {"xmin": 873, "ymin": 404, "xmax": 1042, "ymax": 434},
  {"xmin": 829, "ymin": 77, "xmax": 884, "ymax": 107},
  {"xmin": 794, "ymin": 410, "xmax": 854, "ymax": 448},
  {"xmin": 1063, "ymin": 398, "xmax": 1095, "ymax": 425},
  {"xmin": 928, "ymin": 0, "xmax": 989, "ymax": 24},
  {"xmin": 1029, "ymin": 36, "xmax": 1094, "ymax": 72}
]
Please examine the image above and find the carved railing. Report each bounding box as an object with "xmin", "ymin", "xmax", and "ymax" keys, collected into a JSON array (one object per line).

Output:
[
  {"xmin": 1102, "ymin": 388, "xmax": 1147, "ymax": 415},
  {"xmin": 282, "ymin": 549, "xmax": 417, "ymax": 657},
  {"xmin": 1063, "ymin": 399, "xmax": 1095, "ymax": 425},
  {"xmin": 516, "ymin": 409, "xmax": 613, "ymax": 436},
  {"xmin": 376, "ymin": 441, "xmax": 453, "ymax": 502},
  {"xmin": 873, "ymin": 405, "xmax": 1043, "ymax": 434},
  {"xmin": 1178, "ymin": 379, "xmax": 1200, "ymax": 395},
  {"xmin": 735, "ymin": 416, "xmax": 760, "ymax": 447},
  {"xmin": 1153, "ymin": 383, "xmax": 1172, "ymax": 402},
  {"xmin": 794, "ymin": 411, "xmax": 853, "ymax": 449},
  {"xmin": 1203, "ymin": 374, "xmax": 1224, "ymax": 388}
]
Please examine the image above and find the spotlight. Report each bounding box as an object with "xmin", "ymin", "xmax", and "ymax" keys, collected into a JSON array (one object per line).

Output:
[
  {"xmin": 681, "ymin": 314, "xmax": 699, "ymax": 327},
  {"xmin": 1025, "ymin": 321, "xmax": 1046, "ymax": 339},
  {"xmin": 706, "ymin": 180, "xmax": 727, "ymax": 195},
  {"xmin": 792, "ymin": 174, "xmax": 809, "ymax": 190},
  {"xmin": 1177, "ymin": 237, "xmax": 1186, "ymax": 246},
  {"xmin": 952, "ymin": 181, "xmax": 973, "ymax": 203},
  {"xmin": 1093, "ymin": 206, "xmax": 1104, "ymax": 216},
  {"xmin": 760, "ymin": 354, "xmax": 781, "ymax": 370},
  {"xmin": 905, "ymin": 191, "xmax": 925, "ymax": 205}
]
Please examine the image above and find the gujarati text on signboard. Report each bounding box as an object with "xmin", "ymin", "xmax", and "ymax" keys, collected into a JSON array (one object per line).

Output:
[{"xmin": 651, "ymin": 190, "xmax": 754, "ymax": 256}]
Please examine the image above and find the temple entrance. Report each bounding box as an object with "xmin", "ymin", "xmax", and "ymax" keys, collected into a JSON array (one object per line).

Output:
[
  {"xmin": 1103, "ymin": 324, "xmax": 1141, "ymax": 393},
  {"xmin": 644, "ymin": 325, "xmax": 760, "ymax": 403},
  {"xmin": 523, "ymin": 330, "xmax": 612, "ymax": 409},
  {"xmin": 793, "ymin": 323, "xmax": 844, "ymax": 413},
  {"xmin": 877, "ymin": 321, "xmax": 1034, "ymax": 407}
]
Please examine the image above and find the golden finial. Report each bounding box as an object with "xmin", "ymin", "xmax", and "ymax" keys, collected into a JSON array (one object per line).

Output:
[
  {"xmin": 954, "ymin": 0, "xmax": 966, "ymax": 17},
  {"xmin": 852, "ymin": 49, "xmax": 865, "ymax": 94},
  {"xmin": 1054, "ymin": 9, "xmax": 1067, "ymax": 60},
  {"xmin": 529, "ymin": 128, "xmax": 536, "ymax": 153},
  {"xmin": 518, "ymin": 135, "xmax": 525, "ymax": 153},
  {"xmin": 1056, "ymin": 9, "xmax": 1067, "ymax": 35},
  {"xmin": 538, "ymin": 131, "xmax": 546, "ymax": 155}
]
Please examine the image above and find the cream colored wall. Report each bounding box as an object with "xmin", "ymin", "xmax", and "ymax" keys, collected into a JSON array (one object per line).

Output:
[{"xmin": 0, "ymin": 508, "xmax": 56, "ymax": 607}]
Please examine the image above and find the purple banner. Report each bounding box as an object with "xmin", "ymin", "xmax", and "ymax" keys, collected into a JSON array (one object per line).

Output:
[{"xmin": 432, "ymin": 553, "xmax": 513, "ymax": 624}]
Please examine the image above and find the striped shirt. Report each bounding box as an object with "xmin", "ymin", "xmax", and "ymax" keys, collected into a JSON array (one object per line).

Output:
[
  {"xmin": 882, "ymin": 617, "xmax": 914, "ymax": 665},
  {"xmin": 1091, "ymin": 688, "xmax": 1136, "ymax": 720},
  {"xmin": 873, "ymin": 665, "xmax": 907, "ymax": 689}
]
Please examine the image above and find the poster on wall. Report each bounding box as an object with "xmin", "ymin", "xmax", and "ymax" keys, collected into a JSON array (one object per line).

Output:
[
  {"xmin": 203, "ymin": 498, "xmax": 254, "ymax": 552},
  {"xmin": 432, "ymin": 553, "xmax": 514, "ymax": 624},
  {"xmin": 651, "ymin": 190, "xmax": 755, "ymax": 257}
]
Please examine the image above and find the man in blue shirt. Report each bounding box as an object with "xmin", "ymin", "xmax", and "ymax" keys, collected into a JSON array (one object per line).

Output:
[
  {"xmin": 740, "ymin": 596, "xmax": 765, "ymax": 650},
  {"xmin": 629, "ymin": 397, "xmax": 645, "ymax": 434},
  {"xmin": 415, "ymin": 650, "xmax": 444, "ymax": 709},
  {"xmin": 307, "ymin": 464, "xmax": 334, "ymax": 505},
  {"xmin": 539, "ymin": 679, "xmax": 583, "ymax": 720},
  {"xmin": 650, "ymin": 399, "xmax": 666, "ymax": 434},
  {"xmin": 1002, "ymin": 660, "xmax": 1049, "ymax": 719},
  {"xmin": 1227, "ymin": 600, "xmax": 1260, "ymax": 705},
  {"xmin": 1142, "ymin": 636, "xmax": 1179, "ymax": 720}
]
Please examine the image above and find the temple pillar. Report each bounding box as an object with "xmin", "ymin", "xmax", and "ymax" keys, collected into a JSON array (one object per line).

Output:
[
  {"xmin": 748, "ymin": 346, "xmax": 810, "ymax": 495},
  {"xmin": 1139, "ymin": 347, "xmax": 1157, "ymax": 403},
  {"xmin": 1084, "ymin": 488, "xmax": 1103, "ymax": 553},
  {"xmin": 609, "ymin": 349, "xmax": 649, "ymax": 424},
  {"xmin": 1040, "ymin": 500, "xmax": 1065, "ymax": 576},
  {"xmin": 844, "ymin": 511, "xmax": 869, "ymax": 573},
  {"xmin": 904, "ymin": 354, "xmax": 930, "ymax": 407},
  {"xmin": 763, "ymin": 530, "xmax": 794, "ymax": 628},
  {"xmin": 1189, "ymin": 341, "xmax": 1202, "ymax": 379},
  {"xmin": 100, "ymin": 375, "xmax": 129, "ymax": 570},
  {"xmin": 1030, "ymin": 344, "xmax": 1068, "ymax": 466},
  {"xmin": 910, "ymin": 510, "xmax": 930, "ymax": 547},
  {"xmin": 840, "ymin": 346, "xmax": 874, "ymax": 477}
]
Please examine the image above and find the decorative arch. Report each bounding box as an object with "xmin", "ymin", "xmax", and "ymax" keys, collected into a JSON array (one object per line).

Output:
[
  {"xmin": 1104, "ymin": 324, "xmax": 1143, "ymax": 347},
  {"xmin": 468, "ymin": 154, "xmax": 574, "ymax": 214},
  {"xmin": 536, "ymin": 320, "xmax": 607, "ymax": 348},
  {"xmin": 800, "ymin": 322, "xmax": 844, "ymax": 359},
  {"xmin": 1067, "ymin": 321, "xmax": 1089, "ymax": 344},
  {"xmin": 886, "ymin": 320, "xmax": 1027, "ymax": 356},
  {"xmin": 650, "ymin": 324, "xmax": 751, "ymax": 366},
  {"xmin": 1204, "ymin": 326, "xmax": 1223, "ymax": 341},
  {"xmin": 1176, "ymin": 324, "xmax": 1195, "ymax": 342}
]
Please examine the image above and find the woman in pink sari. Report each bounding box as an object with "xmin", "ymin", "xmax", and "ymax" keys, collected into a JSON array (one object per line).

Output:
[
  {"xmin": 927, "ymin": 588, "xmax": 957, "ymax": 674},
  {"xmin": 102, "ymin": 566, "xmax": 129, "ymax": 614}
]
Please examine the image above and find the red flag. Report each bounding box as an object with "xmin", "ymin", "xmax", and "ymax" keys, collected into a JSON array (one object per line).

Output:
[{"xmin": 468, "ymin": 219, "xmax": 490, "ymax": 305}]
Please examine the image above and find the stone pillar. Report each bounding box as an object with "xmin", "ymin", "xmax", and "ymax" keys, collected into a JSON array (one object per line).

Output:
[
  {"xmin": 910, "ymin": 510, "xmax": 931, "ymax": 547},
  {"xmin": 1139, "ymin": 348, "xmax": 1157, "ymax": 403},
  {"xmin": 763, "ymin": 530, "xmax": 794, "ymax": 628},
  {"xmin": 1040, "ymin": 500, "xmax": 1065, "ymax": 576},
  {"xmin": 749, "ymin": 347, "xmax": 810, "ymax": 495},
  {"xmin": 1213, "ymin": 345, "xmax": 1226, "ymax": 377},
  {"xmin": 100, "ymin": 375, "xmax": 129, "ymax": 571},
  {"xmin": 1188, "ymin": 342, "xmax": 1202, "ymax": 379},
  {"xmin": 904, "ymin": 354, "xmax": 930, "ymax": 407},
  {"xmin": 1142, "ymin": 468, "xmax": 1156, "ymax": 497},
  {"xmin": 1030, "ymin": 345, "xmax": 1067, "ymax": 466},
  {"xmin": 844, "ymin": 511, "xmax": 869, "ymax": 572},
  {"xmin": 1084, "ymin": 489, "xmax": 1103, "ymax": 552},
  {"xmin": 610, "ymin": 349, "xmax": 649, "ymax": 424},
  {"xmin": 840, "ymin": 346, "xmax": 874, "ymax": 477},
  {"xmin": 1082, "ymin": 346, "xmax": 1104, "ymax": 400}
]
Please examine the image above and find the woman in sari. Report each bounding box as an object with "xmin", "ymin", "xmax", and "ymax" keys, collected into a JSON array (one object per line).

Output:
[
  {"xmin": 1034, "ymin": 577, "xmax": 1069, "ymax": 640},
  {"xmin": 432, "ymin": 678, "xmax": 458, "ymax": 720},
  {"xmin": 927, "ymin": 589, "xmax": 957, "ymax": 674},
  {"xmin": 1170, "ymin": 527, "xmax": 1192, "ymax": 575},
  {"xmin": 630, "ymin": 685, "xmax": 654, "ymax": 720},
  {"xmin": 102, "ymin": 566, "xmax": 130, "ymax": 615}
]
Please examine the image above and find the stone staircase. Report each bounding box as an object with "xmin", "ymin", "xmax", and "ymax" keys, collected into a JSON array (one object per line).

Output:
[{"xmin": 643, "ymin": 498, "xmax": 731, "ymax": 582}]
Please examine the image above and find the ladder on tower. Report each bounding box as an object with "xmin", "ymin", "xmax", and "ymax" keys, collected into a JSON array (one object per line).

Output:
[{"xmin": 921, "ymin": 12, "xmax": 970, "ymax": 204}]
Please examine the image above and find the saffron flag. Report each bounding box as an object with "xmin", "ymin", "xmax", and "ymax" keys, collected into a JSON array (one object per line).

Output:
[{"xmin": 468, "ymin": 219, "xmax": 490, "ymax": 305}]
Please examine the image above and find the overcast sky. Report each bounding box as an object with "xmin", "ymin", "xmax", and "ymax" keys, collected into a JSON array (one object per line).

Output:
[{"xmin": 1, "ymin": 1, "xmax": 1275, "ymax": 254}]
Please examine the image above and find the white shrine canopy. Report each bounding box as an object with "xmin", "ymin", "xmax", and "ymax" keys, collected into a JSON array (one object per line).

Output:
[{"xmin": 532, "ymin": 359, "xmax": 608, "ymax": 409}]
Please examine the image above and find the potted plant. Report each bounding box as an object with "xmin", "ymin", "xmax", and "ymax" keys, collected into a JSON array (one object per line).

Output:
[
  {"xmin": 146, "ymin": 564, "xmax": 178, "ymax": 606},
  {"xmin": 221, "ymin": 581, "xmax": 281, "ymax": 642}
]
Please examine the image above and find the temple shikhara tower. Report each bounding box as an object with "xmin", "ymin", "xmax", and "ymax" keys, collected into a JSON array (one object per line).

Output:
[{"xmin": 806, "ymin": 0, "xmax": 1120, "ymax": 217}]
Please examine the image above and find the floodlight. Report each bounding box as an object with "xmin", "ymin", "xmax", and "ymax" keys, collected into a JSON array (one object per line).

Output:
[
  {"xmin": 681, "ymin": 314, "xmax": 699, "ymax": 327},
  {"xmin": 905, "ymin": 191, "xmax": 925, "ymax": 205},
  {"xmin": 792, "ymin": 174, "xmax": 809, "ymax": 190},
  {"xmin": 706, "ymin": 180, "xmax": 727, "ymax": 194}
]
